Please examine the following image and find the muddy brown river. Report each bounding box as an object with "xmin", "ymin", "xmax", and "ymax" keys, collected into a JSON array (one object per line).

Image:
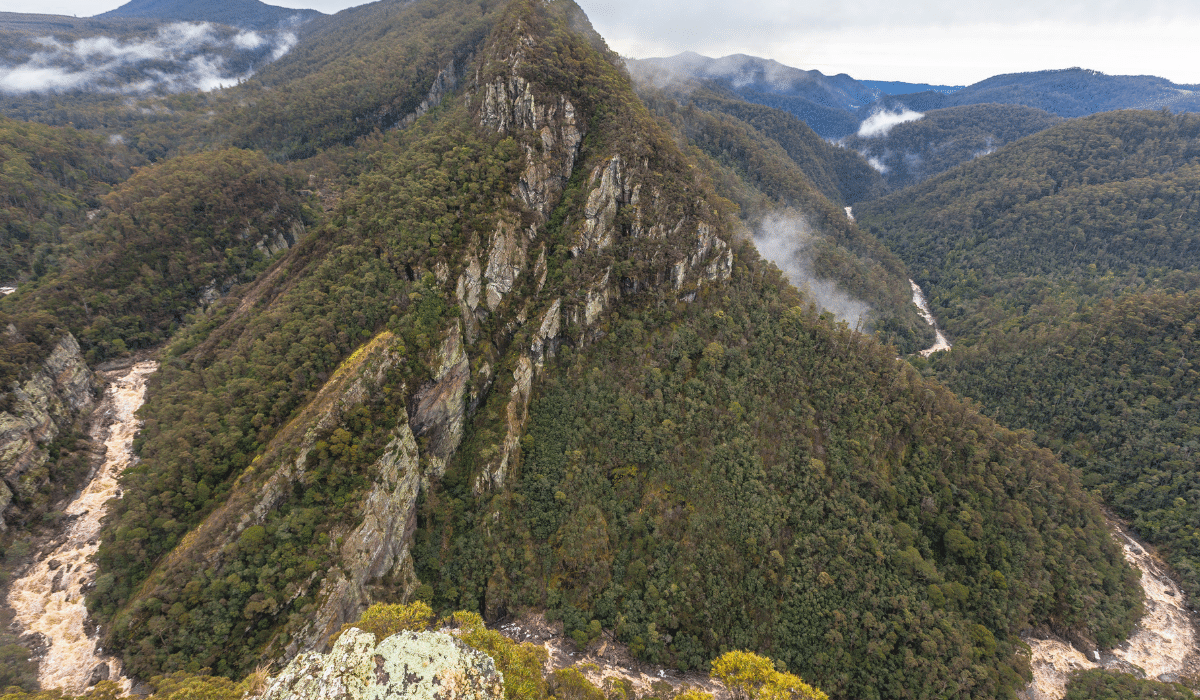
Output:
[{"xmin": 8, "ymin": 361, "xmax": 156, "ymax": 695}]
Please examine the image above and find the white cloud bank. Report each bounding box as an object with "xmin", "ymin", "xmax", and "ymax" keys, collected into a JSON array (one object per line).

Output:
[
  {"xmin": 857, "ymin": 108, "xmax": 923, "ymax": 138},
  {"xmin": 0, "ymin": 22, "xmax": 297, "ymax": 94}
]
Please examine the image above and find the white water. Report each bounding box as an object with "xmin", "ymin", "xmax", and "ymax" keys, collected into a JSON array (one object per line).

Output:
[
  {"xmin": 8, "ymin": 361, "xmax": 157, "ymax": 695},
  {"xmin": 0, "ymin": 286, "xmax": 15, "ymax": 296},
  {"xmin": 909, "ymin": 280, "xmax": 951, "ymax": 356},
  {"xmin": 1023, "ymin": 522, "xmax": 1200, "ymax": 699}
]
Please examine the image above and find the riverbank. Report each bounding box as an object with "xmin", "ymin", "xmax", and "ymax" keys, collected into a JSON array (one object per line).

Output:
[
  {"xmin": 1021, "ymin": 521, "xmax": 1200, "ymax": 698},
  {"xmin": 7, "ymin": 361, "xmax": 157, "ymax": 695}
]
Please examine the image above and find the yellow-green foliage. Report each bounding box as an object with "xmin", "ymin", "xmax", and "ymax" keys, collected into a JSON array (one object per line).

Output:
[
  {"xmin": 144, "ymin": 671, "xmax": 246, "ymax": 700},
  {"xmin": 452, "ymin": 612, "xmax": 549, "ymax": 700},
  {"xmin": 711, "ymin": 651, "xmax": 826, "ymax": 700},
  {"xmin": 0, "ymin": 672, "xmax": 245, "ymax": 700},
  {"xmin": 547, "ymin": 668, "xmax": 604, "ymax": 700},
  {"xmin": 674, "ymin": 690, "xmax": 714, "ymax": 700},
  {"xmin": 334, "ymin": 601, "xmax": 435, "ymax": 644}
]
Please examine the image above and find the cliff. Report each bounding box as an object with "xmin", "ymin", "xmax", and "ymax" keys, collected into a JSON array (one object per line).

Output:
[{"xmin": 0, "ymin": 330, "xmax": 94, "ymax": 529}]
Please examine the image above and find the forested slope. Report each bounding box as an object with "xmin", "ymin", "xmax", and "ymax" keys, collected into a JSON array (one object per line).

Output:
[
  {"xmin": 681, "ymin": 87, "xmax": 885, "ymax": 206},
  {"xmin": 634, "ymin": 88, "xmax": 930, "ymax": 352},
  {"xmin": 0, "ymin": 117, "xmax": 137, "ymax": 283},
  {"xmin": 857, "ymin": 109, "xmax": 1200, "ymax": 597},
  {"xmin": 3, "ymin": 148, "xmax": 312, "ymax": 363},
  {"xmin": 840, "ymin": 104, "xmax": 1061, "ymax": 190},
  {"xmin": 858, "ymin": 110, "xmax": 1200, "ymax": 338},
  {"xmin": 417, "ymin": 248, "xmax": 1142, "ymax": 700}
]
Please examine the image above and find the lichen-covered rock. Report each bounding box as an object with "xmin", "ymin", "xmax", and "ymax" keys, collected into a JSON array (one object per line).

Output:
[{"xmin": 263, "ymin": 629, "xmax": 504, "ymax": 700}]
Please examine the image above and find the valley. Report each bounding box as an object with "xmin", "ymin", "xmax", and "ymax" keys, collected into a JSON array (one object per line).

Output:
[{"xmin": 0, "ymin": 0, "xmax": 1198, "ymax": 698}]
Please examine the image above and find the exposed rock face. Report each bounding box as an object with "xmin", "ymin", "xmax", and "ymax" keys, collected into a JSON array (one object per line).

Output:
[
  {"xmin": 474, "ymin": 354, "xmax": 534, "ymax": 495},
  {"xmin": 411, "ymin": 322, "xmax": 471, "ymax": 478},
  {"xmin": 289, "ymin": 323, "xmax": 473, "ymax": 655},
  {"xmin": 255, "ymin": 226, "xmax": 299, "ymax": 257},
  {"xmin": 484, "ymin": 222, "xmax": 527, "ymax": 311},
  {"xmin": 529, "ymin": 299, "xmax": 561, "ymax": 371},
  {"xmin": 264, "ymin": 629, "xmax": 504, "ymax": 700},
  {"xmin": 575, "ymin": 156, "xmax": 629, "ymax": 256},
  {"xmin": 293, "ymin": 422, "xmax": 423, "ymax": 657},
  {"xmin": 397, "ymin": 59, "xmax": 463, "ymax": 130},
  {"xmin": 0, "ymin": 331, "xmax": 94, "ymax": 529}
]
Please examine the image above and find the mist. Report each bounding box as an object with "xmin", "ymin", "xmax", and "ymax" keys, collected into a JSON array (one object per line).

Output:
[
  {"xmin": 753, "ymin": 212, "xmax": 872, "ymax": 329},
  {"xmin": 624, "ymin": 52, "xmax": 810, "ymax": 95},
  {"xmin": 0, "ymin": 22, "xmax": 298, "ymax": 95},
  {"xmin": 857, "ymin": 107, "xmax": 923, "ymax": 137}
]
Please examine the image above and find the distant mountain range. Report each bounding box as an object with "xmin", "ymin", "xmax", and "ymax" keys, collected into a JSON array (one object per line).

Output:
[
  {"xmin": 97, "ymin": 0, "xmax": 324, "ymax": 29},
  {"xmin": 869, "ymin": 67, "xmax": 1200, "ymax": 118},
  {"xmin": 859, "ymin": 80, "xmax": 962, "ymax": 96},
  {"xmin": 629, "ymin": 53, "xmax": 1200, "ymax": 139},
  {"xmin": 626, "ymin": 52, "xmax": 878, "ymax": 138}
]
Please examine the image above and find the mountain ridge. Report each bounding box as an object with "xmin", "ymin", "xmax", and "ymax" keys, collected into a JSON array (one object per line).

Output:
[
  {"xmin": 96, "ymin": 0, "xmax": 324, "ymax": 29},
  {"xmin": 0, "ymin": 2, "xmax": 1176, "ymax": 699}
]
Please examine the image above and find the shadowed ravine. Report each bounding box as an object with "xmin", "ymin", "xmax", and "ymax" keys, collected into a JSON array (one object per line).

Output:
[{"xmin": 8, "ymin": 361, "xmax": 157, "ymax": 695}]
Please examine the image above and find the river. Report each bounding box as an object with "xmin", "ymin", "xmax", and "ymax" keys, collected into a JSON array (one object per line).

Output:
[
  {"xmin": 909, "ymin": 280, "xmax": 951, "ymax": 356},
  {"xmin": 8, "ymin": 360, "xmax": 157, "ymax": 695}
]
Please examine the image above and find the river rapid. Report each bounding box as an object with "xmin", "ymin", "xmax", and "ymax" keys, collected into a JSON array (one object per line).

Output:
[
  {"xmin": 909, "ymin": 280, "xmax": 951, "ymax": 356},
  {"xmin": 8, "ymin": 361, "xmax": 157, "ymax": 695}
]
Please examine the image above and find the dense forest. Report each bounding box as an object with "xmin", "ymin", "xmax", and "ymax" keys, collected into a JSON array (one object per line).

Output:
[
  {"xmin": 417, "ymin": 245, "xmax": 1141, "ymax": 700},
  {"xmin": 857, "ymin": 109, "xmax": 1200, "ymax": 601},
  {"xmin": 0, "ymin": 0, "xmax": 1195, "ymax": 698},
  {"xmin": 633, "ymin": 89, "xmax": 931, "ymax": 352},
  {"xmin": 839, "ymin": 104, "xmax": 1061, "ymax": 190},
  {"xmin": 4, "ymin": 148, "xmax": 312, "ymax": 363},
  {"xmin": 0, "ymin": 117, "xmax": 137, "ymax": 283}
]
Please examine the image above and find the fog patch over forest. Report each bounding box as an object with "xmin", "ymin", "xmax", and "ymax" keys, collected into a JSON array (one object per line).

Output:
[
  {"xmin": 857, "ymin": 107, "xmax": 923, "ymax": 137},
  {"xmin": 753, "ymin": 212, "xmax": 872, "ymax": 328},
  {"xmin": 0, "ymin": 22, "xmax": 297, "ymax": 94}
]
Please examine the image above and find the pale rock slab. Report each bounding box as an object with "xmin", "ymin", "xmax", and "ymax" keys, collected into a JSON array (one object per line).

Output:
[{"xmin": 263, "ymin": 629, "xmax": 504, "ymax": 700}]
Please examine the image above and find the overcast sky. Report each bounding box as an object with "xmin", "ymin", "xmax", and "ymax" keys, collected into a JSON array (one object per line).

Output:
[{"xmin": 7, "ymin": 0, "xmax": 1200, "ymax": 85}]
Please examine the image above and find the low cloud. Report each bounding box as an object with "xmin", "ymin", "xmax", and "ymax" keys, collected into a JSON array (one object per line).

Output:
[
  {"xmin": 753, "ymin": 212, "xmax": 872, "ymax": 329},
  {"xmin": 624, "ymin": 52, "xmax": 804, "ymax": 96},
  {"xmin": 0, "ymin": 22, "xmax": 297, "ymax": 95},
  {"xmin": 857, "ymin": 108, "xmax": 923, "ymax": 137}
]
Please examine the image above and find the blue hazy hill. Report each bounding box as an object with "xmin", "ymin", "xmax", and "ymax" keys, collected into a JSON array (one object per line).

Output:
[{"xmin": 97, "ymin": 0, "xmax": 324, "ymax": 30}]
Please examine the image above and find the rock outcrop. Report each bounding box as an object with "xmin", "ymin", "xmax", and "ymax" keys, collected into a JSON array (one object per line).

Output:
[
  {"xmin": 0, "ymin": 331, "xmax": 94, "ymax": 529},
  {"xmin": 288, "ymin": 323, "xmax": 474, "ymax": 655},
  {"xmin": 264, "ymin": 629, "xmax": 504, "ymax": 700}
]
